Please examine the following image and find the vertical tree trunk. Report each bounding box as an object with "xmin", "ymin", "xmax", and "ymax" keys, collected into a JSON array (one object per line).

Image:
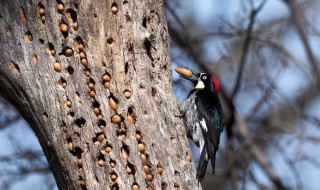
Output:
[{"xmin": 0, "ymin": 0, "xmax": 201, "ymax": 189}]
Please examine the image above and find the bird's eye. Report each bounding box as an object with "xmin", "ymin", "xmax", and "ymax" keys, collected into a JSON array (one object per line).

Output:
[{"xmin": 202, "ymin": 76, "xmax": 207, "ymax": 80}]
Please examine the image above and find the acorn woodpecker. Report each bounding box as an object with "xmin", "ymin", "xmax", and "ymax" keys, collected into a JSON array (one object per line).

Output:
[{"xmin": 176, "ymin": 68, "xmax": 224, "ymax": 182}]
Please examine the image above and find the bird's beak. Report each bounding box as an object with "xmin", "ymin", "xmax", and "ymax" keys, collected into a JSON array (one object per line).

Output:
[{"xmin": 177, "ymin": 68, "xmax": 199, "ymax": 84}]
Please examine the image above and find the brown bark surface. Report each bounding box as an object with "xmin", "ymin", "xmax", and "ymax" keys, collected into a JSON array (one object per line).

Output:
[{"xmin": 0, "ymin": 0, "xmax": 200, "ymax": 189}]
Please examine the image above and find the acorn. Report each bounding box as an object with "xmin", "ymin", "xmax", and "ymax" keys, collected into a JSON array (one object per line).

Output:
[
  {"xmin": 103, "ymin": 74, "xmax": 111, "ymax": 81},
  {"xmin": 88, "ymin": 82, "xmax": 95, "ymax": 90},
  {"xmin": 78, "ymin": 44, "xmax": 84, "ymax": 51},
  {"xmin": 127, "ymin": 115, "xmax": 134, "ymax": 124},
  {"xmin": 104, "ymin": 82, "xmax": 110, "ymax": 89},
  {"xmin": 76, "ymin": 159, "xmax": 82, "ymax": 168},
  {"xmin": 126, "ymin": 165, "xmax": 132, "ymax": 174},
  {"xmin": 84, "ymin": 70, "xmax": 91, "ymax": 77},
  {"xmin": 132, "ymin": 185, "xmax": 139, "ymax": 190},
  {"xmin": 124, "ymin": 90, "xmax": 131, "ymax": 99},
  {"xmin": 68, "ymin": 142, "xmax": 73, "ymax": 151},
  {"xmin": 57, "ymin": 3, "xmax": 64, "ymax": 12},
  {"xmin": 122, "ymin": 148, "xmax": 129, "ymax": 161},
  {"xmin": 137, "ymin": 143, "xmax": 145, "ymax": 153},
  {"xmin": 39, "ymin": 8, "xmax": 45, "ymax": 16},
  {"xmin": 111, "ymin": 6, "xmax": 118, "ymax": 14},
  {"xmin": 98, "ymin": 159, "xmax": 105, "ymax": 166},
  {"xmin": 60, "ymin": 23, "xmax": 68, "ymax": 33},
  {"xmin": 140, "ymin": 154, "xmax": 147, "ymax": 165},
  {"xmin": 143, "ymin": 165, "xmax": 150, "ymax": 174},
  {"xmin": 174, "ymin": 67, "xmax": 193, "ymax": 78},
  {"xmin": 105, "ymin": 146, "xmax": 113, "ymax": 153},
  {"xmin": 79, "ymin": 52, "xmax": 86, "ymax": 59},
  {"xmin": 62, "ymin": 82, "xmax": 67, "ymax": 88},
  {"xmin": 62, "ymin": 126, "xmax": 67, "ymax": 133},
  {"xmin": 110, "ymin": 161, "xmax": 116, "ymax": 168},
  {"xmin": 109, "ymin": 97, "xmax": 118, "ymax": 110},
  {"xmin": 186, "ymin": 154, "xmax": 192, "ymax": 162},
  {"xmin": 65, "ymin": 48, "xmax": 73, "ymax": 57},
  {"xmin": 93, "ymin": 141, "xmax": 101, "ymax": 145},
  {"xmin": 89, "ymin": 90, "xmax": 96, "ymax": 98},
  {"xmin": 157, "ymin": 166, "xmax": 163, "ymax": 175},
  {"xmin": 111, "ymin": 115, "xmax": 121, "ymax": 123},
  {"xmin": 54, "ymin": 62, "xmax": 62, "ymax": 72},
  {"xmin": 73, "ymin": 22, "xmax": 78, "ymax": 30},
  {"xmin": 110, "ymin": 173, "xmax": 117, "ymax": 181},
  {"xmin": 146, "ymin": 174, "xmax": 153, "ymax": 182},
  {"xmin": 66, "ymin": 100, "xmax": 72, "ymax": 108},
  {"xmin": 81, "ymin": 58, "xmax": 88, "ymax": 67},
  {"xmin": 135, "ymin": 133, "xmax": 142, "ymax": 141},
  {"xmin": 97, "ymin": 134, "xmax": 105, "ymax": 142}
]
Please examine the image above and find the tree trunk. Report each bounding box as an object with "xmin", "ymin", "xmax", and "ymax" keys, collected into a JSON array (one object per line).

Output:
[{"xmin": 0, "ymin": 0, "xmax": 201, "ymax": 189}]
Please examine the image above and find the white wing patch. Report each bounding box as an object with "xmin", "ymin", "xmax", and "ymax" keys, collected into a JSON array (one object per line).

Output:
[{"xmin": 200, "ymin": 118, "xmax": 207, "ymax": 132}]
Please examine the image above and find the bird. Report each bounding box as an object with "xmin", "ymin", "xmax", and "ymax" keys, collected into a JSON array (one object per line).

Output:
[{"xmin": 175, "ymin": 67, "xmax": 224, "ymax": 182}]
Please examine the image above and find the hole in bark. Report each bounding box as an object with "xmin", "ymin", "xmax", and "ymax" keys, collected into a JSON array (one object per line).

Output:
[
  {"xmin": 56, "ymin": 1, "xmax": 64, "ymax": 13},
  {"xmin": 93, "ymin": 132, "xmax": 105, "ymax": 144},
  {"xmin": 24, "ymin": 31, "xmax": 33, "ymax": 43},
  {"xmin": 110, "ymin": 172, "xmax": 118, "ymax": 182},
  {"xmin": 47, "ymin": 42, "xmax": 55, "ymax": 56},
  {"xmin": 111, "ymin": 2, "xmax": 118, "ymax": 14},
  {"xmin": 66, "ymin": 138, "xmax": 73, "ymax": 151},
  {"xmin": 42, "ymin": 112, "xmax": 48, "ymax": 122},
  {"xmin": 92, "ymin": 100, "xmax": 100, "ymax": 108},
  {"xmin": 174, "ymin": 170, "xmax": 180, "ymax": 176},
  {"xmin": 144, "ymin": 38, "xmax": 154, "ymax": 61},
  {"xmin": 107, "ymin": 37, "xmax": 115, "ymax": 46},
  {"xmin": 186, "ymin": 152, "xmax": 192, "ymax": 162},
  {"xmin": 131, "ymin": 183, "xmax": 139, "ymax": 190},
  {"xmin": 39, "ymin": 39, "xmax": 44, "ymax": 44},
  {"xmin": 109, "ymin": 159, "xmax": 116, "ymax": 168},
  {"xmin": 75, "ymin": 91, "xmax": 81, "ymax": 101},
  {"xmin": 32, "ymin": 54, "xmax": 38, "ymax": 64},
  {"xmin": 161, "ymin": 182, "xmax": 168, "ymax": 189},
  {"xmin": 68, "ymin": 111, "xmax": 75, "ymax": 118},
  {"xmin": 174, "ymin": 184, "xmax": 180, "ymax": 189},
  {"xmin": 37, "ymin": 3, "xmax": 45, "ymax": 16},
  {"xmin": 10, "ymin": 61, "xmax": 20, "ymax": 76},
  {"xmin": 78, "ymin": 176, "xmax": 86, "ymax": 190},
  {"xmin": 60, "ymin": 121, "xmax": 67, "ymax": 133},
  {"xmin": 56, "ymin": 77, "xmax": 67, "ymax": 89},
  {"xmin": 65, "ymin": 66, "xmax": 74, "ymax": 76},
  {"xmin": 65, "ymin": 9, "xmax": 77, "ymax": 23},
  {"xmin": 151, "ymin": 87, "xmax": 158, "ymax": 101},
  {"xmin": 142, "ymin": 17, "xmax": 147, "ymax": 28},
  {"xmin": 110, "ymin": 182, "xmax": 119, "ymax": 189},
  {"xmin": 135, "ymin": 131, "xmax": 142, "ymax": 141},
  {"xmin": 66, "ymin": 99, "xmax": 72, "ymax": 108},
  {"xmin": 126, "ymin": 162, "xmax": 136, "ymax": 175},
  {"xmin": 73, "ymin": 147, "xmax": 83, "ymax": 159},
  {"xmin": 121, "ymin": 144, "xmax": 130, "ymax": 161},
  {"xmin": 19, "ymin": 7, "xmax": 27, "ymax": 21},
  {"xmin": 61, "ymin": 46, "xmax": 73, "ymax": 57},
  {"xmin": 117, "ymin": 129, "xmax": 126, "ymax": 141},
  {"xmin": 74, "ymin": 2, "xmax": 79, "ymax": 9},
  {"xmin": 124, "ymin": 62, "xmax": 129, "ymax": 74},
  {"xmin": 83, "ymin": 68, "xmax": 91, "ymax": 77},
  {"xmin": 59, "ymin": 22, "xmax": 68, "ymax": 38},
  {"xmin": 75, "ymin": 117, "xmax": 86, "ymax": 127},
  {"xmin": 97, "ymin": 153, "xmax": 106, "ymax": 166},
  {"xmin": 98, "ymin": 119, "xmax": 106, "ymax": 127},
  {"xmin": 125, "ymin": 13, "xmax": 131, "ymax": 21}
]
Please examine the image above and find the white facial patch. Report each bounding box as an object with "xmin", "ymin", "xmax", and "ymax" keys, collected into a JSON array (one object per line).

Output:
[{"xmin": 195, "ymin": 80, "xmax": 205, "ymax": 89}]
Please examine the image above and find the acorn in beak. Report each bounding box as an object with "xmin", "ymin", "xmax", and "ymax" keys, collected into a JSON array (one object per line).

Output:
[{"xmin": 174, "ymin": 67, "xmax": 202, "ymax": 88}]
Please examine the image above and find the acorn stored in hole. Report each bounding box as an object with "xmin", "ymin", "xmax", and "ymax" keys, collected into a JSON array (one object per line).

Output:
[
  {"xmin": 146, "ymin": 174, "xmax": 153, "ymax": 182},
  {"xmin": 78, "ymin": 44, "xmax": 84, "ymax": 51},
  {"xmin": 109, "ymin": 97, "xmax": 118, "ymax": 110},
  {"xmin": 66, "ymin": 100, "xmax": 72, "ymax": 108},
  {"xmin": 174, "ymin": 67, "xmax": 193, "ymax": 78},
  {"xmin": 105, "ymin": 146, "xmax": 113, "ymax": 153},
  {"xmin": 122, "ymin": 148, "xmax": 129, "ymax": 161},
  {"xmin": 60, "ymin": 23, "xmax": 68, "ymax": 33},
  {"xmin": 143, "ymin": 165, "xmax": 150, "ymax": 174},
  {"xmin": 127, "ymin": 115, "xmax": 134, "ymax": 124},
  {"xmin": 124, "ymin": 90, "xmax": 131, "ymax": 99},
  {"xmin": 104, "ymin": 82, "xmax": 110, "ymax": 89},
  {"xmin": 110, "ymin": 174, "xmax": 117, "ymax": 181},
  {"xmin": 132, "ymin": 185, "xmax": 139, "ymax": 190},
  {"xmin": 97, "ymin": 134, "xmax": 105, "ymax": 142},
  {"xmin": 54, "ymin": 62, "xmax": 62, "ymax": 72},
  {"xmin": 111, "ymin": 6, "xmax": 118, "ymax": 14},
  {"xmin": 79, "ymin": 52, "xmax": 86, "ymax": 59},
  {"xmin": 57, "ymin": 3, "xmax": 64, "ymax": 12},
  {"xmin": 81, "ymin": 58, "xmax": 88, "ymax": 67},
  {"xmin": 111, "ymin": 115, "xmax": 121, "ymax": 123},
  {"xmin": 89, "ymin": 90, "xmax": 96, "ymax": 98},
  {"xmin": 88, "ymin": 82, "xmax": 95, "ymax": 90},
  {"xmin": 140, "ymin": 154, "xmax": 147, "ymax": 165},
  {"xmin": 137, "ymin": 143, "xmax": 145, "ymax": 153},
  {"xmin": 103, "ymin": 74, "xmax": 111, "ymax": 81},
  {"xmin": 157, "ymin": 166, "xmax": 164, "ymax": 175},
  {"xmin": 64, "ymin": 48, "xmax": 73, "ymax": 57},
  {"xmin": 110, "ymin": 161, "xmax": 116, "ymax": 168},
  {"xmin": 98, "ymin": 159, "xmax": 105, "ymax": 166},
  {"xmin": 135, "ymin": 133, "xmax": 142, "ymax": 141}
]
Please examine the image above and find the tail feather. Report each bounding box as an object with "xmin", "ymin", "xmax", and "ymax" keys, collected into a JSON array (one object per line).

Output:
[
  {"xmin": 207, "ymin": 142, "xmax": 217, "ymax": 174},
  {"xmin": 197, "ymin": 148, "xmax": 209, "ymax": 182}
]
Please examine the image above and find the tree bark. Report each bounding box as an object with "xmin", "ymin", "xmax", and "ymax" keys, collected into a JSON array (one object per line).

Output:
[{"xmin": 0, "ymin": 0, "xmax": 200, "ymax": 189}]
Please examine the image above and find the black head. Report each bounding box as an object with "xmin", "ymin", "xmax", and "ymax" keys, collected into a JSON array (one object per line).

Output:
[{"xmin": 178, "ymin": 68, "xmax": 220, "ymax": 93}]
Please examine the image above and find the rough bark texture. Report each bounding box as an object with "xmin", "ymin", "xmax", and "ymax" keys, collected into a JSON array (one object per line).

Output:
[{"xmin": 0, "ymin": 0, "xmax": 201, "ymax": 189}]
